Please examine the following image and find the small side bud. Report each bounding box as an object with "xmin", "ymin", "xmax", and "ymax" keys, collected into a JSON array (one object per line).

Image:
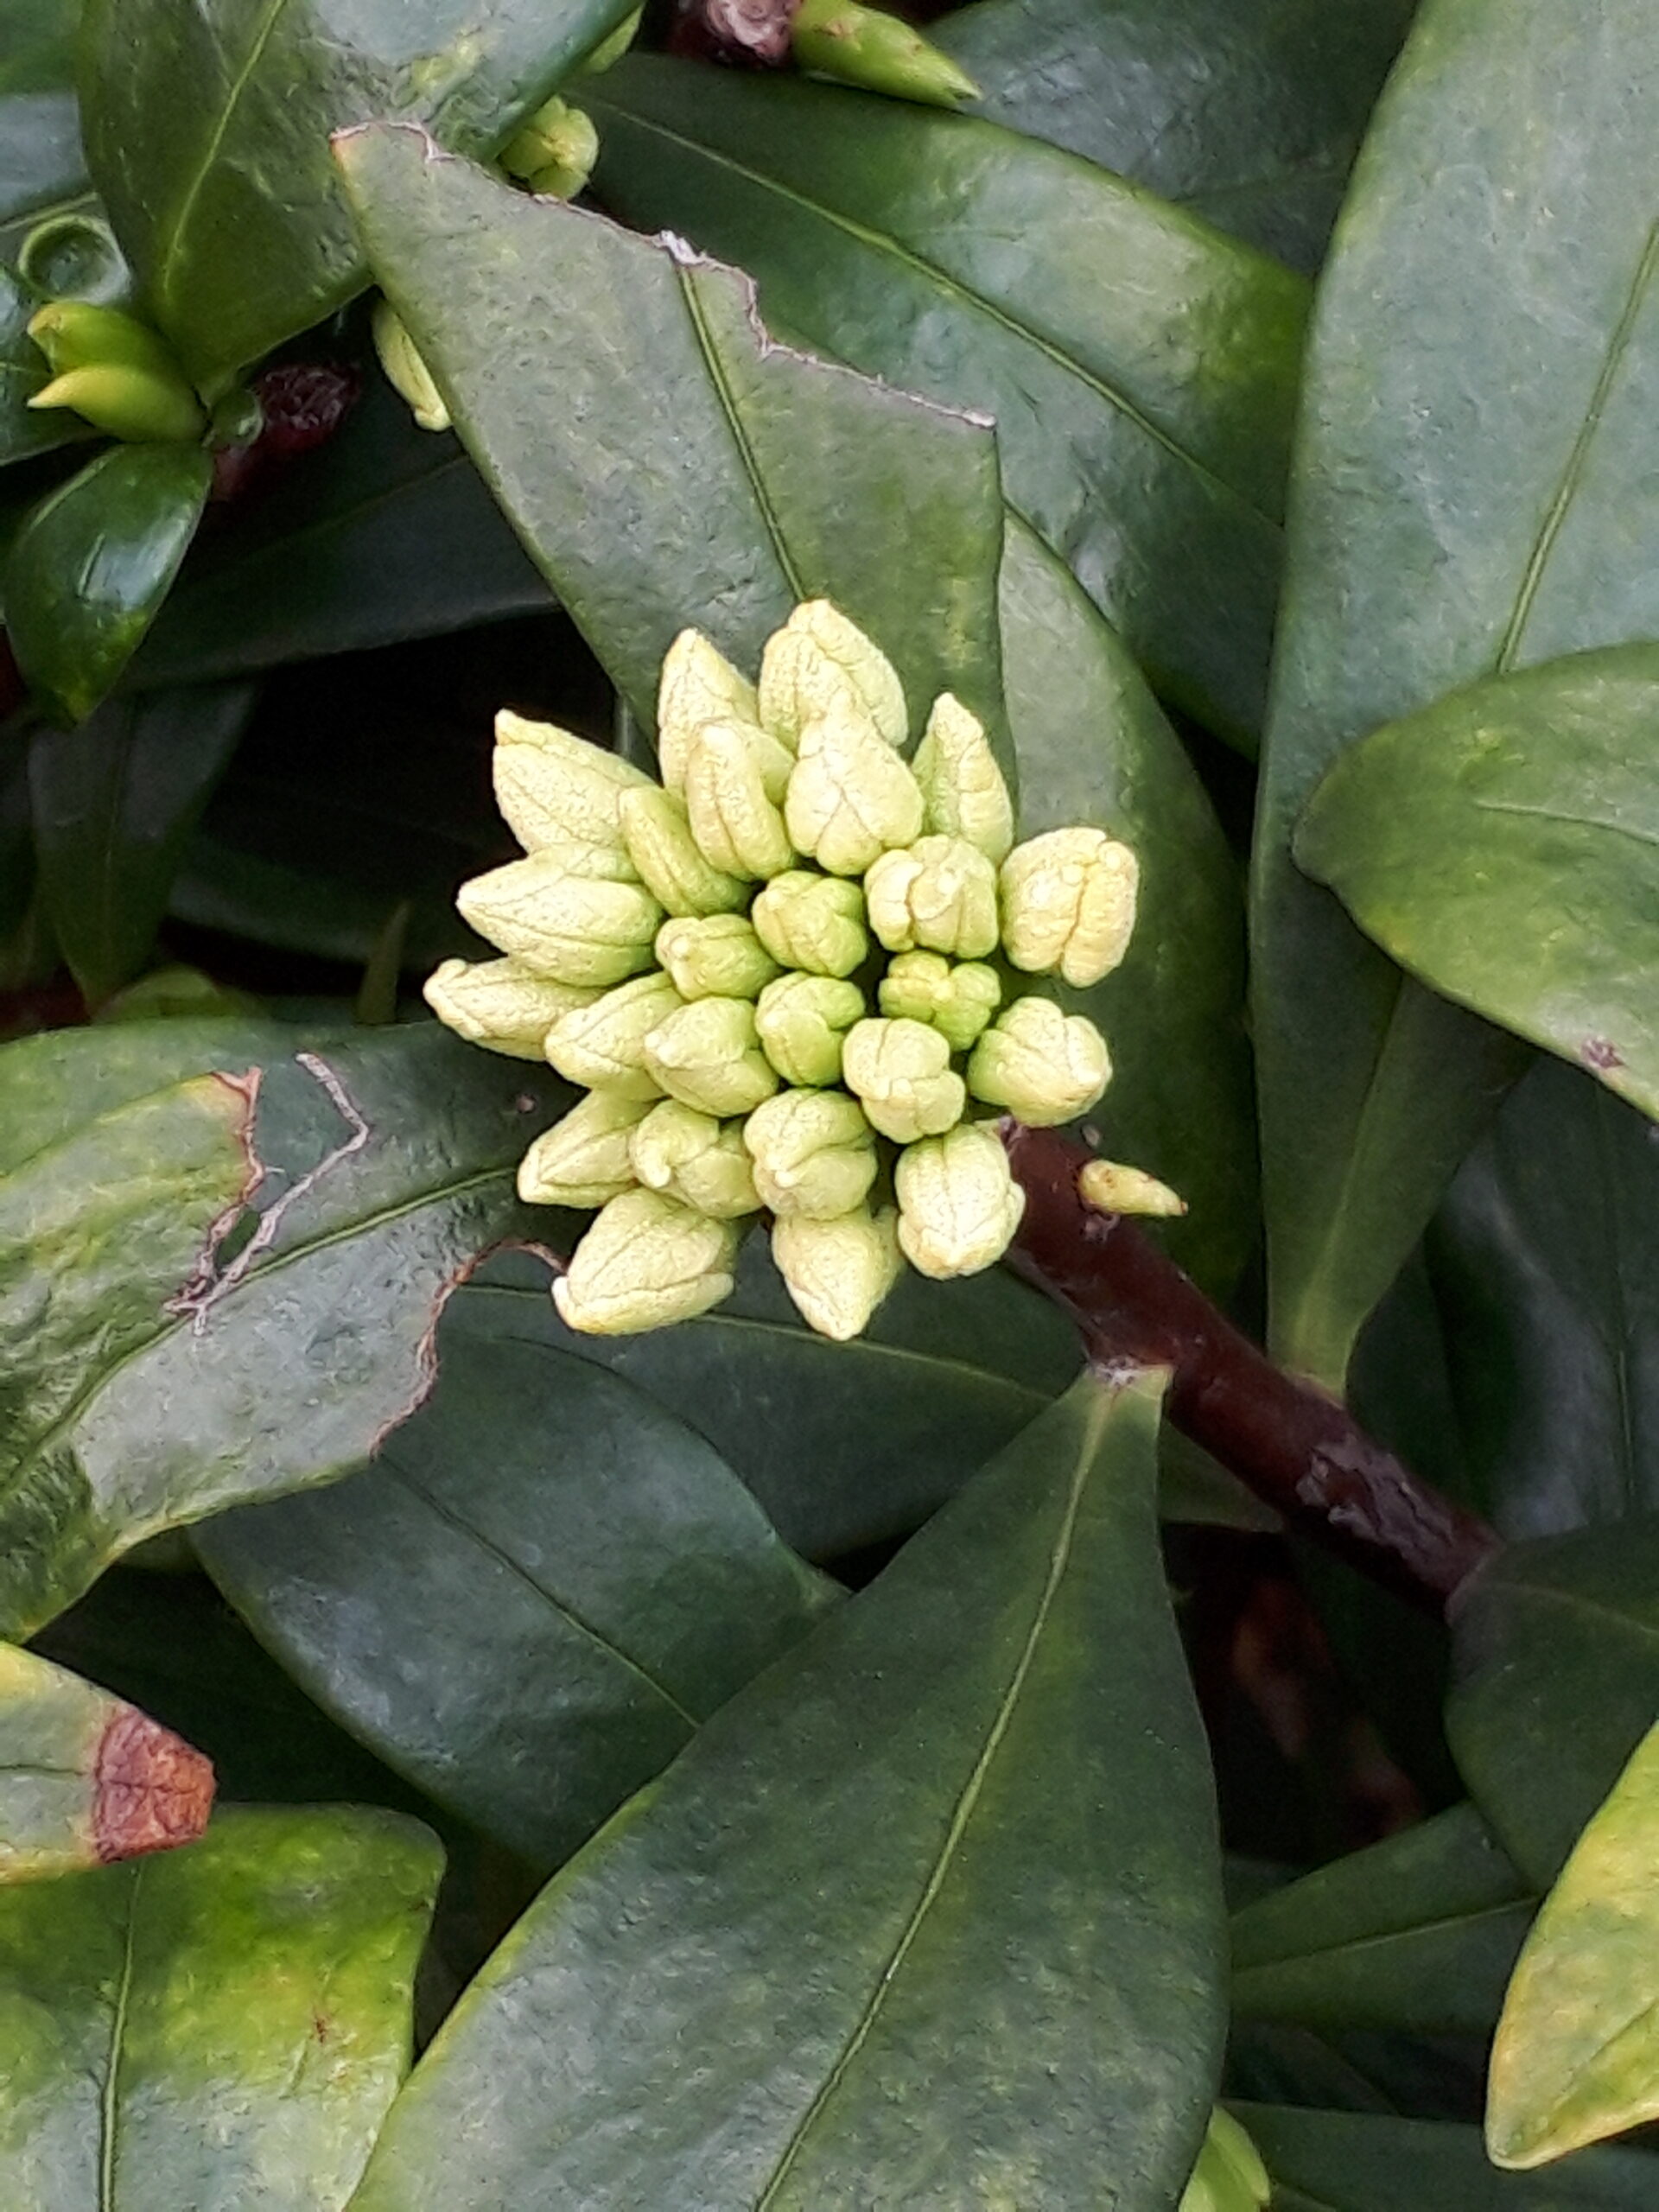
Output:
[
  {"xmin": 683, "ymin": 722, "xmax": 797, "ymax": 880},
  {"xmin": 790, "ymin": 0, "xmax": 981, "ymax": 109},
  {"xmin": 912, "ymin": 693, "xmax": 1014, "ymax": 862},
  {"xmin": 742, "ymin": 1088, "xmax": 877, "ymax": 1218},
  {"xmin": 518, "ymin": 1089, "xmax": 654, "ymax": 1207},
  {"xmin": 630, "ymin": 1100, "xmax": 760, "ymax": 1217},
  {"xmin": 968, "ymin": 996, "xmax": 1111, "ymax": 1125},
  {"xmin": 841, "ymin": 1015, "xmax": 966, "ymax": 1144},
  {"xmin": 493, "ymin": 709, "xmax": 652, "ymax": 855},
  {"xmin": 502, "ymin": 97, "xmax": 600, "ymax": 200},
  {"xmin": 372, "ymin": 300, "xmax": 449, "ymax": 431},
  {"xmin": 760, "ymin": 600, "xmax": 907, "ymax": 750},
  {"xmin": 1077, "ymin": 1159, "xmax": 1187, "ymax": 1218},
  {"xmin": 784, "ymin": 698, "xmax": 925, "ymax": 874},
  {"xmin": 878, "ymin": 950, "xmax": 1000, "ymax": 1051},
  {"xmin": 619, "ymin": 785, "xmax": 747, "ymax": 916},
  {"xmin": 544, "ymin": 971, "xmax": 683, "ymax": 1096},
  {"xmin": 655, "ymin": 913, "xmax": 781, "ymax": 1001},
  {"xmin": 895, "ymin": 1122, "xmax": 1025, "ymax": 1279},
  {"xmin": 772, "ymin": 1205, "xmax": 902, "ymax": 1340},
  {"xmin": 1000, "ymin": 826, "xmax": 1139, "ymax": 987},
  {"xmin": 28, "ymin": 361, "xmax": 204, "ymax": 443},
  {"xmin": 643, "ymin": 996, "xmax": 780, "ymax": 1116},
  {"xmin": 29, "ymin": 300, "xmax": 182, "ymax": 380},
  {"xmin": 753, "ymin": 973, "xmax": 865, "ymax": 1087},
  {"xmin": 656, "ymin": 630, "xmax": 760, "ymax": 792},
  {"xmin": 864, "ymin": 834, "xmax": 999, "ymax": 959},
  {"xmin": 554, "ymin": 1189, "xmax": 741, "ymax": 1334},
  {"xmin": 457, "ymin": 854, "xmax": 662, "ymax": 985},
  {"xmin": 750, "ymin": 870, "xmax": 868, "ymax": 977},
  {"xmin": 423, "ymin": 956, "xmax": 599, "ymax": 1059}
]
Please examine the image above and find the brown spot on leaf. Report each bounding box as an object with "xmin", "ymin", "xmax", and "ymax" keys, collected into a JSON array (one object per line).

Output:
[
  {"xmin": 92, "ymin": 1710, "xmax": 215, "ymax": 1864},
  {"xmin": 1581, "ymin": 1036, "xmax": 1625, "ymax": 1071}
]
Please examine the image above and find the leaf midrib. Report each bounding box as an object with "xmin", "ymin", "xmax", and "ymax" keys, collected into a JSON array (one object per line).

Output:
[{"xmin": 1234, "ymin": 1895, "xmax": 1532, "ymax": 1980}]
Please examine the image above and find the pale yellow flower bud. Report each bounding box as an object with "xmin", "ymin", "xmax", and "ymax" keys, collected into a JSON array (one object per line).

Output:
[
  {"xmin": 749, "ymin": 870, "xmax": 868, "ymax": 977},
  {"xmin": 423, "ymin": 957, "xmax": 599, "ymax": 1059},
  {"xmin": 642, "ymin": 996, "xmax": 779, "ymax": 1116},
  {"xmin": 518, "ymin": 1089, "xmax": 654, "ymax": 1207},
  {"xmin": 543, "ymin": 971, "xmax": 682, "ymax": 1096},
  {"xmin": 456, "ymin": 854, "xmax": 662, "ymax": 986},
  {"xmin": 683, "ymin": 722, "xmax": 797, "ymax": 880},
  {"xmin": 877, "ymin": 950, "xmax": 1000, "ymax": 1051},
  {"xmin": 629, "ymin": 1100, "xmax": 760, "ymax": 1217},
  {"xmin": 863, "ymin": 834, "xmax": 999, "ymax": 959},
  {"xmin": 502, "ymin": 97, "xmax": 599, "ymax": 200},
  {"xmin": 753, "ymin": 973, "xmax": 865, "ymax": 1088},
  {"xmin": 759, "ymin": 603, "xmax": 906, "ymax": 752},
  {"xmin": 656, "ymin": 630, "xmax": 760, "ymax": 792},
  {"xmin": 895, "ymin": 1122, "xmax": 1025, "ymax": 1279},
  {"xmin": 618, "ymin": 786, "xmax": 747, "ymax": 917},
  {"xmin": 912, "ymin": 692, "xmax": 1014, "ymax": 862},
  {"xmin": 1077, "ymin": 1159, "xmax": 1187, "ymax": 1218},
  {"xmin": 493, "ymin": 709, "xmax": 652, "ymax": 857},
  {"xmin": 554, "ymin": 1189, "xmax": 741, "ymax": 1335},
  {"xmin": 772, "ymin": 1205, "xmax": 902, "ymax": 1340},
  {"xmin": 1000, "ymin": 826, "xmax": 1139, "ymax": 987},
  {"xmin": 654, "ymin": 914, "xmax": 781, "ymax": 1001},
  {"xmin": 742, "ymin": 1087, "xmax": 877, "ymax": 1218},
  {"xmin": 372, "ymin": 300, "xmax": 449, "ymax": 431},
  {"xmin": 841, "ymin": 1015, "xmax": 967, "ymax": 1144},
  {"xmin": 784, "ymin": 697, "xmax": 925, "ymax": 874},
  {"xmin": 1179, "ymin": 2110, "xmax": 1271, "ymax": 2212},
  {"xmin": 967, "ymin": 996, "xmax": 1111, "ymax": 1126}
]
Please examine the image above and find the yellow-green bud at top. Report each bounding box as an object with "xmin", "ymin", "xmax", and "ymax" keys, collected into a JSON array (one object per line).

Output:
[
  {"xmin": 1000, "ymin": 826, "xmax": 1139, "ymax": 988},
  {"xmin": 968, "ymin": 996, "xmax": 1110, "ymax": 1126},
  {"xmin": 742, "ymin": 1088, "xmax": 877, "ymax": 1219},
  {"xmin": 423, "ymin": 956, "xmax": 600, "ymax": 1060},
  {"xmin": 753, "ymin": 973, "xmax": 865, "ymax": 1088},
  {"xmin": 655, "ymin": 913, "xmax": 780, "ymax": 1001},
  {"xmin": 864, "ymin": 834, "xmax": 999, "ymax": 960},
  {"xmin": 503, "ymin": 97, "xmax": 599, "ymax": 200},
  {"xmin": 657, "ymin": 629, "xmax": 760, "ymax": 792},
  {"xmin": 772, "ymin": 1204, "xmax": 902, "ymax": 1341},
  {"xmin": 750, "ymin": 870, "xmax": 868, "ymax": 977},
  {"xmin": 759, "ymin": 602, "xmax": 906, "ymax": 753},
  {"xmin": 841, "ymin": 1016, "xmax": 966, "ymax": 1144},
  {"xmin": 791, "ymin": 0, "xmax": 980, "ymax": 109},
  {"xmin": 619, "ymin": 786, "xmax": 747, "ymax": 917},
  {"xmin": 878, "ymin": 950, "xmax": 1000, "ymax": 1051},
  {"xmin": 555, "ymin": 1189, "xmax": 741, "ymax": 1335},
  {"xmin": 1077, "ymin": 1158, "xmax": 1186, "ymax": 1219},
  {"xmin": 580, "ymin": 4, "xmax": 643, "ymax": 73},
  {"xmin": 895, "ymin": 1121, "xmax": 1025, "ymax": 1280},
  {"xmin": 683, "ymin": 721, "xmax": 797, "ymax": 881},
  {"xmin": 544, "ymin": 971, "xmax": 683, "ymax": 1096},
  {"xmin": 29, "ymin": 300, "xmax": 181, "ymax": 381},
  {"xmin": 518, "ymin": 1089, "xmax": 655, "ymax": 1208},
  {"xmin": 643, "ymin": 996, "xmax": 779, "ymax": 1116},
  {"xmin": 457, "ymin": 853, "xmax": 662, "ymax": 986},
  {"xmin": 1178, "ymin": 2110, "xmax": 1271, "ymax": 2212},
  {"xmin": 27, "ymin": 360, "xmax": 204, "ymax": 443},
  {"xmin": 784, "ymin": 696, "xmax": 925, "ymax": 874},
  {"xmin": 629, "ymin": 1100, "xmax": 760, "ymax": 1218},
  {"xmin": 493, "ymin": 709, "xmax": 652, "ymax": 857},
  {"xmin": 912, "ymin": 693, "xmax": 1014, "ymax": 863},
  {"xmin": 372, "ymin": 299, "xmax": 448, "ymax": 431}
]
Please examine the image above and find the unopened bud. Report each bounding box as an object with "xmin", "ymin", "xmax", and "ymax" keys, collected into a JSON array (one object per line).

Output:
[
  {"xmin": 683, "ymin": 721, "xmax": 797, "ymax": 880},
  {"xmin": 493, "ymin": 709, "xmax": 651, "ymax": 856},
  {"xmin": 841, "ymin": 1015, "xmax": 966, "ymax": 1143},
  {"xmin": 619, "ymin": 785, "xmax": 747, "ymax": 916},
  {"xmin": 772, "ymin": 1205, "xmax": 902, "ymax": 1340},
  {"xmin": 760, "ymin": 602, "xmax": 906, "ymax": 752},
  {"xmin": 630, "ymin": 1100, "xmax": 760, "ymax": 1217},
  {"xmin": 864, "ymin": 834, "xmax": 999, "ymax": 959},
  {"xmin": 742, "ymin": 1087, "xmax": 877, "ymax": 1218},
  {"xmin": 423, "ymin": 956, "xmax": 599, "ymax": 1059},
  {"xmin": 878, "ymin": 950, "xmax": 1000, "ymax": 1050},
  {"xmin": 753, "ymin": 972, "xmax": 865, "ymax": 1087},
  {"xmin": 502, "ymin": 97, "xmax": 599, "ymax": 200},
  {"xmin": 554, "ymin": 1189, "xmax": 741, "ymax": 1334},
  {"xmin": 457, "ymin": 853, "xmax": 661, "ymax": 985},
  {"xmin": 1000, "ymin": 827, "xmax": 1138, "ymax": 987},
  {"xmin": 895, "ymin": 1122, "xmax": 1025, "ymax": 1279},
  {"xmin": 28, "ymin": 361, "xmax": 203, "ymax": 443},
  {"xmin": 968, "ymin": 996, "xmax": 1110, "ymax": 1125},
  {"xmin": 372, "ymin": 299, "xmax": 448, "ymax": 431},
  {"xmin": 790, "ymin": 0, "xmax": 980, "ymax": 108},
  {"xmin": 912, "ymin": 692, "xmax": 1014, "ymax": 861},
  {"xmin": 29, "ymin": 300, "xmax": 180, "ymax": 379},
  {"xmin": 643, "ymin": 996, "xmax": 779, "ymax": 1116},
  {"xmin": 544, "ymin": 971, "xmax": 682, "ymax": 1096},
  {"xmin": 518, "ymin": 1089, "xmax": 654, "ymax": 1207},
  {"xmin": 1179, "ymin": 2110, "xmax": 1271, "ymax": 2212},
  {"xmin": 750, "ymin": 869, "xmax": 868, "ymax": 977},
  {"xmin": 784, "ymin": 698, "xmax": 925, "ymax": 874},
  {"xmin": 657, "ymin": 631, "xmax": 760, "ymax": 792},
  {"xmin": 1077, "ymin": 1159, "xmax": 1186, "ymax": 1218},
  {"xmin": 655, "ymin": 913, "xmax": 780, "ymax": 1001}
]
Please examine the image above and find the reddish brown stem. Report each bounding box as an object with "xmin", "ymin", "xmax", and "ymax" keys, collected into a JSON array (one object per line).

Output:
[{"xmin": 1001, "ymin": 1122, "xmax": 1501, "ymax": 1617}]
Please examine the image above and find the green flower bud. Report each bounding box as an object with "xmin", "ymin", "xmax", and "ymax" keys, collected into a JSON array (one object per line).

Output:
[
  {"xmin": 683, "ymin": 721, "xmax": 797, "ymax": 880},
  {"xmin": 457, "ymin": 854, "xmax": 662, "ymax": 986},
  {"xmin": 630, "ymin": 1100, "xmax": 760, "ymax": 1218},
  {"xmin": 772, "ymin": 1204, "xmax": 902, "ymax": 1340},
  {"xmin": 27, "ymin": 361, "xmax": 204, "ymax": 443},
  {"xmin": 372, "ymin": 299, "xmax": 449, "ymax": 431},
  {"xmin": 656, "ymin": 630, "xmax": 760, "ymax": 792},
  {"xmin": 841, "ymin": 1015, "xmax": 967, "ymax": 1144},
  {"xmin": 423, "ymin": 956, "xmax": 600, "ymax": 1059},
  {"xmin": 619, "ymin": 786, "xmax": 747, "ymax": 916},
  {"xmin": 1077, "ymin": 1159, "xmax": 1187, "ymax": 1218},
  {"xmin": 544, "ymin": 971, "xmax": 683, "ymax": 1096},
  {"xmin": 750, "ymin": 869, "xmax": 868, "ymax": 977},
  {"xmin": 784, "ymin": 697, "xmax": 925, "ymax": 874},
  {"xmin": 1179, "ymin": 2110, "xmax": 1271, "ymax": 2212},
  {"xmin": 1000, "ymin": 826, "xmax": 1139, "ymax": 987},
  {"xmin": 912, "ymin": 692, "xmax": 1014, "ymax": 862},
  {"xmin": 967, "ymin": 996, "xmax": 1111, "ymax": 1126},
  {"xmin": 895, "ymin": 1122, "xmax": 1025, "ymax": 1279},
  {"xmin": 742, "ymin": 1088, "xmax": 877, "ymax": 1219},
  {"xmin": 580, "ymin": 4, "xmax": 643, "ymax": 73},
  {"xmin": 502, "ymin": 97, "xmax": 599, "ymax": 200},
  {"xmin": 863, "ymin": 834, "xmax": 999, "ymax": 959},
  {"xmin": 878, "ymin": 950, "xmax": 1000, "ymax": 1050},
  {"xmin": 655, "ymin": 913, "xmax": 781, "ymax": 1001},
  {"xmin": 643, "ymin": 996, "xmax": 779, "ymax": 1116},
  {"xmin": 753, "ymin": 973, "xmax": 866, "ymax": 1087},
  {"xmin": 493, "ymin": 709, "xmax": 651, "ymax": 858},
  {"xmin": 28, "ymin": 300, "xmax": 181, "ymax": 380},
  {"xmin": 790, "ymin": 0, "xmax": 980, "ymax": 108},
  {"xmin": 554, "ymin": 1188, "xmax": 741, "ymax": 1335},
  {"xmin": 518, "ymin": 1089, "xmax": 654, "ymax": 1207},
  {"xmin": 760, "ymin": 600, "xmax": 907, "ymax": 751}
]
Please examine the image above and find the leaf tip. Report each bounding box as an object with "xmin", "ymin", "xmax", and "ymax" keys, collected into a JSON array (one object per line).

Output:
[{"xmin": 92, "ymin": 1707, "xmax": 216, "ymax": 1864}]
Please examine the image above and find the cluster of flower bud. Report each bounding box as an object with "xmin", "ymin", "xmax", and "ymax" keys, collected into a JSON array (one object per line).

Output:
[{"xmin": 426, "ymin": 600, "xmax": 1169, "ymax": 1341}]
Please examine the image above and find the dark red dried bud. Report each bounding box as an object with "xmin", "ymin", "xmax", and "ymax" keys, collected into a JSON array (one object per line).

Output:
[{"xmin": 210, "ymin": 361, "xmax": 361, "ymax": 504}]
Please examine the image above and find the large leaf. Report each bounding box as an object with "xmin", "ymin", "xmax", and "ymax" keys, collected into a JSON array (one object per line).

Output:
[
  {"xmin": 0, "ymin": 1805, "xmax": 441, "ymax": 2210},
  {"xmin": 338, "ymin": 126, "xmax": 1011, "ymax": 773},
  {"xmin": 346, "ymin": 1372, "xmax": 1226, "ymax": 2209},
  {"xmin": 1238, "ymin": 2103, "xmax": 1659, "ymax": 2209},
  {"xmin": 589, "ymin": 56, "xmax": 1310, "ymax": 747},
  {"xmin": 935, "ymin": 0, "xmax": 1417, "ymax": 275},
  {"xmin": 0, "ymin": 0, "xmax": 80, "ymax": 95},
  {"xmin": 78, "ymin": 0, "xmax": 638, "ymax": 391},
  {"xmin": 198, "ymin": 1327, "xmax": 837, "ymax": 1868},
  {"xmin": 1253, "ymin": 0, "xmax": 1659, "ymax": 1384},
  {"xmin": 0, "ymin": 1017, "xmax": 563, "ymax": 1637}
]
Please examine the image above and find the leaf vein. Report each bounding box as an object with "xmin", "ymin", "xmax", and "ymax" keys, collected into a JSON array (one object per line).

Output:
[{"xmin": 674, "ymin": 260, "xmax": 806, "ymax": 601}]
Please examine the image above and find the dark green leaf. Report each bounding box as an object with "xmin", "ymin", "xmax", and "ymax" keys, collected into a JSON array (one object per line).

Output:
[
  {"xmin": 0, "ymin": 89, "xmax": 87, "ymax": 235},
  {"xmin": 347, "ymin": 1370, "xmax": 1226, "ymax": 2210},
  {"xmin": 0, "ymin": 0, "xmax": 80, "ymax": 95},
  {"xmin": 1237, "ymin": 2102, "xmax": 1659, "ymax": 2209},
  {"xmin": 1254, "ymin": 0, "xmax": 1659, "ymax": 1384},
  {"xmin": 0, "ymin": 1805, "xmax": 442, "ymax": 2210},
  {"xmin": 590, "ymin": 54, "xmax": 1311, "ymax": 746},
  {"xmin": 5, "ymin": 443, "xmax": 211, "ymax": 724},
  {"xmin": 0, "ymin": 258, "xmax": 79, "ymax": 467},
  {"xmin": 29, "ymin": 678, "xmax": 253, "ymax": 1002}
]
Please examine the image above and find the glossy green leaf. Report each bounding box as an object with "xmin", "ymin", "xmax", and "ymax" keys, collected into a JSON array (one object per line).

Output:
[
  {"xmin": 1298, "ymin": 646, "xmax": 1659, "ymax": 1122},
  {"xmin": 347, "ymin": 1371, "xmax": 1226, "ymax": 2209},
  {"xmin": 1488, "ymin": 1722, "xmax": 1659, "ymax": 2167},
  {"xmin": 5, "ymin": 444, "xmax": 211, "ymax": 724},
  {"xmin": 1237, "ymin": 2103, "xmax": 1659, "ymax": 2209},
  {"xmin": 79, "ymin": 0, "xmax": 638, "ymax": 391},
  {"xmin": 1446, "ymin": 1520, "xmax": 1659, "ymax": 1888},
  {"xmin": 0, "ymin": 1804, "xmax": 441, "ymax": 2210},
  {"xmin": 1230, "ymin": 1802, "xmax": 1534, "ymax": 2037},
  {"xmin": 935, "ymin": 0, "xmax": 1416, "ymax": 274},
  {"xmin": 0, "ymin": 0, "xmax": 80, "ymax": 95},
  {"xmin": 29, "ymin": 678, "xmax": 253, "ymax": 1002},
  {"xmin": 590, "ymin": 54, "xmax": 1310, "ymax": 746},
  {"xmin": 0, "ymin": 1017, "xmax": 564, "ymax": 1637},
  {"xmin": 1254, "ymin": 0, "xmax": 1659, "ymax": 1385},
  {"xmin": 339, "ymin": 126, "xmax": 1010, "ymax": 773},
  {"xmin": 0, "ymin": 258, "xmax": 79, "ymax": 466},
  {"xmin": 198, "ymin": 1327, "xmax": 836, "ymax": 1868}
]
